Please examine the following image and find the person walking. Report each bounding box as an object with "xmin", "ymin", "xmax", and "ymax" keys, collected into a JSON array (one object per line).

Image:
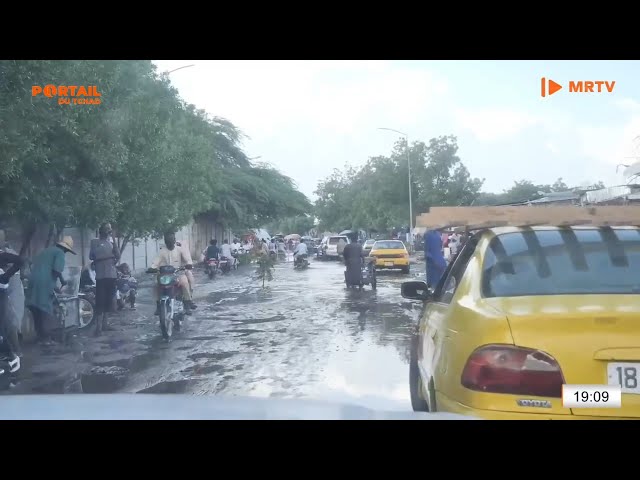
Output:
[
  {"xmin": 424, "ymin": 229, "xmax": 447, "ymax": 289},
  {"xmin": 89, "ymin": 223, "xmax": 120, "ymax": 335}
]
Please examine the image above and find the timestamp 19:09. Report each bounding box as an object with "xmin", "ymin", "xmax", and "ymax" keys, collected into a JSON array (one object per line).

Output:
[{"xmin": 562, "ymin": 385, "xmax": 622, "ymax": 408}]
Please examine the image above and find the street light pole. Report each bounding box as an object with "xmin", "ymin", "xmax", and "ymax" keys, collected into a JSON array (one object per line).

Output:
[
  {"xmin": 166, "ymin": 64, "xmax": 196, "ymax": 75},
  {"xmin": 378, "ymin": 127, "xmax": 413, "ymax": 250}
]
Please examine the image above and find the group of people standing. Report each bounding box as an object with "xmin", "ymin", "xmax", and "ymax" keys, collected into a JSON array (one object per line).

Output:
[
  {"xmin": 26, "ymin": 222, "xmax": 121, "ymax": 344},
  {"xmin": 0, "ymin": 224, "xmax": 206, "ymax": 374},
  {"xmin": 0, "ymin": 230, "xmax": 81, "ymax": 373}
]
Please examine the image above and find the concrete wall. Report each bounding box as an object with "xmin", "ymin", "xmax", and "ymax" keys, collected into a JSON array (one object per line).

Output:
[{"xmin": 5, "ymin": 219, "xmax": 233, "ymax": 274}]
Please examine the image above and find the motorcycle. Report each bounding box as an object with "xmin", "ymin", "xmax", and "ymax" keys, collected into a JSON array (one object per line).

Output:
[
  {"xmin": 231, "ymin": 249, "xmax": 242, "ymax": 269},
  {"xmin": 294, "ymin": 254, "xmax": 309, "ymax": 269},
  {"xmin": 116, "ymin": 263, "xmax": 138, "ymax": 310},
  {"xmin": 149, "ymin": 265, "xmax": 188, "ymax": 340},
  {"xmin": 219, "ymin": 256, "xmax": 231, "ymax": 274},
  {"xmin": 115, "ymin": 264, "xmax": 137, "ymax": 310},
  {"xmin": 205, "ymin": 258, "xmax": 219, "ymax": 279},
  {"xmin": 345, "ymin": 257, "xmax": 377, "ymax": 291}
]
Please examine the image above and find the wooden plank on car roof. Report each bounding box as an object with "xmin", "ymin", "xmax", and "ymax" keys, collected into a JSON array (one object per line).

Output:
[{"xmin": 415, "ymin": 206, "xmax": 640, "ymax": 229}]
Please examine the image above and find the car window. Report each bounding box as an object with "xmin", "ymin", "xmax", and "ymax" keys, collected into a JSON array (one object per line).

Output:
[
  {"xmin": 482, "ymin": 228, "xmax": 640, "ymax": 297},
  {"xmin": 373, "ymin": 241, "xmax": 405, "ymax": 250},
  {"xmin": 434, "ymin": 237, "xmax": 479, "ymax": 304}
]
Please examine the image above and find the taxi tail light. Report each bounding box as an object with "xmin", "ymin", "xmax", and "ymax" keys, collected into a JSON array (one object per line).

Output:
[{"xmin": 461, "ymin": 345, "xmax": 564, "ymax": 398}]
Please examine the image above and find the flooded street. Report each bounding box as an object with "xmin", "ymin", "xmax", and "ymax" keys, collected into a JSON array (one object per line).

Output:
[{"xmin": 10, "ymin": 255, "xmax": 424, "ymax": 411}]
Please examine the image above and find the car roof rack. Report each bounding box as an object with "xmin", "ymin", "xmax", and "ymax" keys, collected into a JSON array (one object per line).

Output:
[{"xmin": 416, "ymin": 205, "xmax": 640, "ymax": 231}]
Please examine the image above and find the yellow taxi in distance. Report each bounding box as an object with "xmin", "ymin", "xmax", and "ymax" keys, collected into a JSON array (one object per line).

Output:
[
  {"xmin": 402, "ymin": 225, "xmax": 640, "ymax": 419},
  {"xmin": 369, "ymin": 240, "xmax": 410, "ymax": 274}
]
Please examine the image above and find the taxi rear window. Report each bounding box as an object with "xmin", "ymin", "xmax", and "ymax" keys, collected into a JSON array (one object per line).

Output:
[
  {"xmin": 374, "ymin": 241, "xmax": 405, "ymax": 250},
  {"xmin": 482, "ymin": 228, "xmax": 640, "ymax": 297}
]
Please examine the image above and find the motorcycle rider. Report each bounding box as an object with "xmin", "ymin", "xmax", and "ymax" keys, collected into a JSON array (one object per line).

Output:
[
  {"xmin": 205, "ymin": 239, "xmax": 220, "ymax": 261},
  {"xmin": 149, "ymin": 232, "xmax": 196, "ymax": 316},
  {"xmin": 343, "ymin": 233, "xmax": 365, "ymax": 286},
  {"xmin": 220, "ymin": 239, "xmax": 236, "ymax": 268},
  {"xmin": 115, "ymin": 263, "xmax": 136, "ymax": 309},
  {"xmin": 231, "ymin": 238, "xmax": 242, "ymax": 254},
  {"xmin": 259, "ymin": 239, "xmax": 269, "ymax": 256},
  {"xmin": 293, "ymin": 238, "xmax": 308, "ymax": 267},
  {"xmin": 268, "ymin": 238, "xmax": 278, "ymax": 256}
]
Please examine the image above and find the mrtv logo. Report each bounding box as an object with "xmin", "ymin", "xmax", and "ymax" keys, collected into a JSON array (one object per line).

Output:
[
  {"xmin": 541, "ymin": 77, "xmax": 616, "ymax": 98},
  {"xmin": 31, "ymin": 85, "xmax": 102, "ymax": 105}
]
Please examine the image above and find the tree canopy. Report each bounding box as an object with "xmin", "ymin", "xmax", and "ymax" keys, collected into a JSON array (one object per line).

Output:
[
  {"xmin": 266, "ymin": 215, "xmax": 316, "ymax": 236},
  {"xmin": 313, "ymin": 135, "xmax": 605, "ymax": 233},
  {"xmin": 474, "ymin": 179, "xmax": 606, "ymax": 206},
  {"xmin": 314, "ymin": 135, "xmax": 484, "ymax": 233},
  {"xmin": 0, "ymin": 60, "xmax": 311, "ymax": 251}
]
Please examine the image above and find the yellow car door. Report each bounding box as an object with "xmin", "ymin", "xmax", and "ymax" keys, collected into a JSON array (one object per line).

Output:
[{"xmin": 419, "ymin": 239, "xmax": 479, "ymax": 409}]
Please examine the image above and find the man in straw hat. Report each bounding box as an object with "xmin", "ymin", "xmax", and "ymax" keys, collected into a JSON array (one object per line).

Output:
[{"xmin": 26, "ymin": 235, "xmax": 76, "ymax": 345}]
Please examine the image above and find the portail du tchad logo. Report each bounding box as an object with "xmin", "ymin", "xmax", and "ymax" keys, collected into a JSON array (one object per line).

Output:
[{"xmin": 31, "ymin": 85, "xmax": 102, "ymax": 105}]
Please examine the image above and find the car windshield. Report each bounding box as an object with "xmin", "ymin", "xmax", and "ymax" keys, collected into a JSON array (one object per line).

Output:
[
  {"xmin": 482, "ymin": 228, "xmax": 640, "ymax": 297},
  {"xmin": 374, "ymin": 241, "xmax": 405, "ymax": 250},
  {"xmin": 329, "ymin": 237, "xmax": 345, "ymax": 245}
]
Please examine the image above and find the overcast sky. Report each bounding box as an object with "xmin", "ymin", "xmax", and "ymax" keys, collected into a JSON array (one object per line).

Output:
[{"xmin": 153, "ymin": 60, "xmax": 640, "ymax": 200}]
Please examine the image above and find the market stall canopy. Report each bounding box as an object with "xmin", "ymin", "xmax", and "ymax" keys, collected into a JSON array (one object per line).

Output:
[{"xmin": 284, "ymin": 234, "xmax": 301, "ymax": 241}]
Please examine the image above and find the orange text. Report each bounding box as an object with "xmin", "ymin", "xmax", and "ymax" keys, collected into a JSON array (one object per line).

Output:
[
  {"xmin": 568, "ymin": 81, "xmax": 615, "ymax": 93},
  {"xmin": 32, "ymin": 85, "xmax": 101, "ymax": 105},
  {"xmin": 32, "ymin": 85, "xmax": 101, "ymax": 97}
]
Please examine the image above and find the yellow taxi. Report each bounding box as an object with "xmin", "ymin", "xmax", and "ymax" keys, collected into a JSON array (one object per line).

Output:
[
  {"xmin": 369, "ymin": 240, "xmax": 410, "ymax": 274},
  {"xmin": 402, "ymin": 225, "xmax": 640, "ymax": 419}
]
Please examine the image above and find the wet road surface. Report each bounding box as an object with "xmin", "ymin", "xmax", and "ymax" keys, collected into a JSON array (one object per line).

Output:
[{"xmin": 9, "ymin": 255, "xmax": 425, "ymax": 411}]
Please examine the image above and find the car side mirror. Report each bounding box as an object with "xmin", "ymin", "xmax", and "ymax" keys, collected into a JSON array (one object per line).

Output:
[{"xmin": 401, "ymin": 280, "xmax": 432, "ymax": 301}]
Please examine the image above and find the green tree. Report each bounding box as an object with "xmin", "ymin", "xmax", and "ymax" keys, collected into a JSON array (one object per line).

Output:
[
  {"xmin": 0, "ymin": 60, "xmax": 311, "ymax": 255},
  {"xmin": 314, "ymin": 135, "xmax": 483, "ymax": 232},
  {"xmin": 267, "ymin": 215, "xmax": 315, "ymax": 236}
]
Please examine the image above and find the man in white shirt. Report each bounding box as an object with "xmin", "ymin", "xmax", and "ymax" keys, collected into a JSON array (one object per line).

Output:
[
  {"xmin": 259, "ymin": 239, "xmax": 269, "ymax": 256},
  {"xmin": 148, "ymin": 233, "xmax": 196, "ymax": 315},
  {"xmin": 231, "ymin": 239, "xmax": 242, "ymax": 253},
  {"xmin": 220, "ymin": 239, "xmax": 236, "ymax": 267},
  {"xmin": 293, "ymin": 239, "xmax": 308, "ymax": 266}
]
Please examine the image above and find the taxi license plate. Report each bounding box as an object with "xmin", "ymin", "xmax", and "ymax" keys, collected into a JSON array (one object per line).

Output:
[
  {"xmin": 385, "ymin": 262, "xmax": 394, "ymax": 267},
  {"xmin": 608, "ymin": 362, "xmax": 640, "ymax": 394}
]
